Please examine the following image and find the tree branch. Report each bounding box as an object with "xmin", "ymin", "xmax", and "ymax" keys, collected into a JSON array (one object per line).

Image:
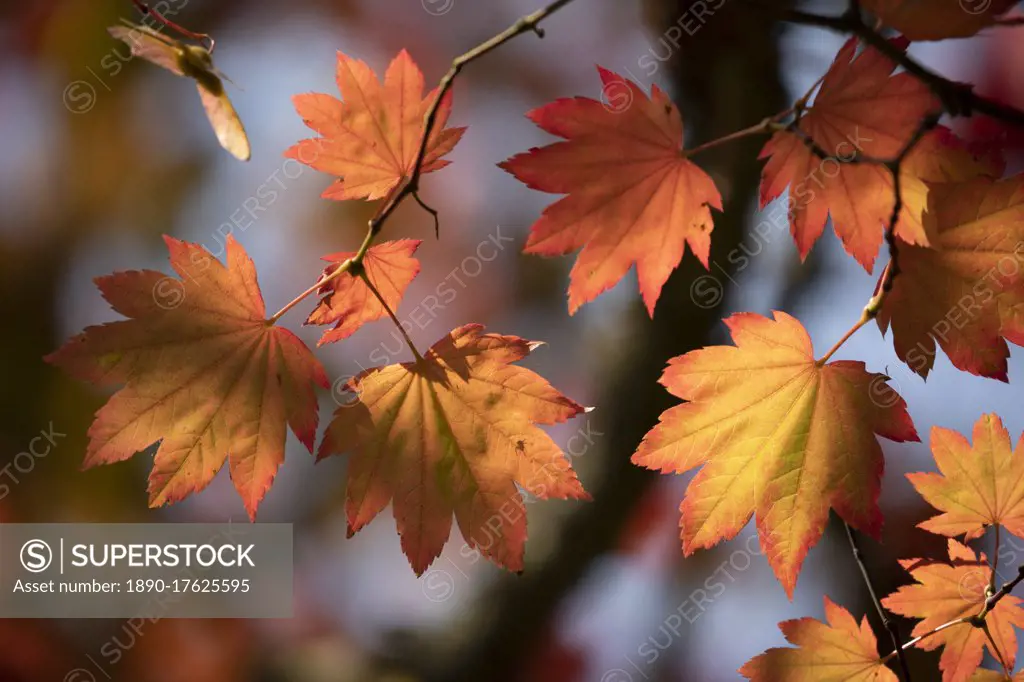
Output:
[
  {"xmin": 267, "ymin": 0, "xmax": 579, "ymax": 325},
  {"xmin": 845, "ymin": 523, "xmax": 912, "ymax": 681},
  {"xmin": 746, "ymin": 0, "xmax": 1024, "ymax": 126}
]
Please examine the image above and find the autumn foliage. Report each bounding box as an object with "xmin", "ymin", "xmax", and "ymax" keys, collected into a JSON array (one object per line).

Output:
[{"xmin": 47, "ymin": 1, "xmax": 1024, "ymax": 679}]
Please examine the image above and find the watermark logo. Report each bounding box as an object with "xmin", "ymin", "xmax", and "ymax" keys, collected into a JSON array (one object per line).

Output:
[
  {"xmin": 20, "ymin": 539, "xmax": 53, "ymax": 573},
  {"xmin": 423, "ymin": 0, "xmax": 455, "ymax": 16},
  {"xmin": 960, "ymin": 0, "xmax": 992, "ymax": 15}
]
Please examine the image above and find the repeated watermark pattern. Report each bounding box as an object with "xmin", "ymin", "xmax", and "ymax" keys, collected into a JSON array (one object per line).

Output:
[
  {"xmin": 150, "ymin": 138, "xmax": 332, "ymax": 311},
  {"xmin": 601, "ymin": 0, "xmax": 727, "ymax": 113},
  {"xmin": 331, "ymin": 225, "xmax": 517, "ymax": 405},
  {"xmin": 60, "ymin": 524, "xmax": 259, "ymax": 682},
  {"xmin": 63, "ymin": 0, "xmax": 192, "ymax": 114},
  {"xmin": 420, "ymin": 419, "xmax": 603, "ymax": 604},
  {"xmin": 601, "ymin": 533, "xmax": 763, "ymax": 682},
  {"xmin": 689, "ymin": 127, "xmax": 874, "ymax": 309},
  {"xmin": 0, "ymin": 423, "xmax": 66, "ymax": 501},
  {"xmin": 422, "ymin": 0, "xmax": 455, "ymax": 16}
]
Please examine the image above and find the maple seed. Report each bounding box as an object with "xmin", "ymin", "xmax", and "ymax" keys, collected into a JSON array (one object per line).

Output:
[{"xmin": 107, "ymin": 20, "xmax": 251, "ymax": 161}]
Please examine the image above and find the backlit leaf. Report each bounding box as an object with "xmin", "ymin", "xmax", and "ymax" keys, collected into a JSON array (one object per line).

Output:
[
  {"xmin": 286, "ymin": 50, "xmax": 465, "ymax": 202},
  {"xmin": 319, "ymin": 324, "xmax": 589, "ymax": 574},
  {"xmin": 46, "ymin": 236, "xmax": 328, "ymax": 519},
  {"xmin": 633, "ymin": 311, "xmax": 918, "ymax": 596},
  {"xmin": 882, "ymin": 540, "xmax": 1024, "ymax": 682},
  {"xmin": 740, "ymin": 597, "xmax": 898, "ymax": 681},
  {"xmin": 500, "ymin": 67, "xmax": 721, "ymax": 316}
]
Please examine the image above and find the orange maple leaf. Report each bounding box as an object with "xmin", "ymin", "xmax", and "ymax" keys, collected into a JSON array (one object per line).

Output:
[
  {"xmin": 898, "ymin": 126, "xmax": 1005, "ymax": 247},
  {"xmin": 499, "ymin": 67, "xmax": 721, "ymax": 316},
  {"xmin": 877, "ymin": 175, "xmax": 1024, "ymax": 380},
  {"xmin": 861, "ymin": 0, "xmax": 1019, "ymax": 40},
  {"xmin": 319, "ymin": 324, "xmax": 589, "ymax": 574},
  {"xmin": 739, "ymin": 596, "xmax": 898, "ymax": 681},
  {"xmin": 632, "ymin": 311, "xmax": 918, "ymax": 596},
  {"xmin": 45, "ymin": 236, "xmax": 328, "ymax": 520},
  {"xmin": 305, "ymin": 239, "xmax": 421, "ymax": 346},
  {"xmin": 286, "ymin": 49, "xmax": 466, "ymax": 202},
  {"xmin": 908, "ymin": 414, "xmax": 1024, "ymax": 540},
  {"xmin": 759, "ymin": 37, "xmax": 940, "ymax": 269},
  {"xmin": 882, "ymin": 540, "xmax": 1024, "ymax": 682}
]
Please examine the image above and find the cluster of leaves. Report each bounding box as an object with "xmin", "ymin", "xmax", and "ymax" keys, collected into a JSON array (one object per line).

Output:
[{"xmin": 48, "ymin": 0, "xmax": 1024, "ymax": 679}]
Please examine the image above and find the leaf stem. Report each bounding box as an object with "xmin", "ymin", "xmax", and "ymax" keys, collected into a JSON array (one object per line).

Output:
[
  {"xmin": 844, "ymin": 523, "xmax": 912, "ymax": 681},
  {"xmin": 816, "ymin": 310, "xmax": 871, "ymax": 366},
  {"xmin": 130, "ymin": 0, "xmax": 215, "ymax": 52},
  {"xmin": 267, "ymin": 258, "xmax": 353, "ymax": 325},
  {"xmin": 684, "ymin": 117, "xmax": 776, "ymax": 157},
  {"xmin": 359, "ymin": 271, "xmax": 423, "ymax": 362},
  {"xmin": 992, "ymin": 525, "xmax": 1001, "ymax": 594}
]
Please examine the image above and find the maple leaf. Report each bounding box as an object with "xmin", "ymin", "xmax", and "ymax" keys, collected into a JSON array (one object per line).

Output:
[
  {"xmin": 759, "ymin": 37, "xmax": 940, "ymax": 269},
  {"xmin": 877, "ymin": 175, "xmax": 1024, "ymax": 380},
  {"xmin": 632, "ymin": 311, "xmax": 918, "ymax": 596},
  {"xmin": 45, "ymin": 235, "xmax": 328, "ymax": 520},
  {"xmin": 908, "ymin": 414, "xmax": 1024, "ymax": 540},
  {"xmin": 882, "ymin": 540, "xmax": 1024, "ymax": 682},
  {"xmin": 898, "ymin": 126, "xmax": 1005, "ymax": 247},
  {"xmin": 305, "ymin": 239, "xmax": 421, "ymax": 346},
  {"xmin": 319, "ymin": 324, "xmax": 589, "ymax": 574},
  {"xmin": 286, "ymin": 49, "xmax": 466, "ymax": 202},
  {"xmin": 862, "ymin": 0, "xmax": 1019, "ymax": 40},
  {"xmin": 739, "ymin": 596, "xmax": 898, "ymax": 681},
  {"xmin": 499, "ymin": 67, "xmax": 721, "ymax": 316}
]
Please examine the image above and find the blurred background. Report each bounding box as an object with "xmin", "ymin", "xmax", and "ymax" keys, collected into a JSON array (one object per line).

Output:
[{"xmin": 1, "ymin": 0, "xmax": 1024, "ymax": 680}]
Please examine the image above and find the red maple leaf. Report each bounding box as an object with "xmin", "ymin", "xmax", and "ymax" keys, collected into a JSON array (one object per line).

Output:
[
  {"xmin": 306, "ymin": 239, "xmax": 422, "ymax": 346},
  {"xmin": 500, "ymin": 67, "xmax": 721, "ymax": 316},
  {"xmin": 759, "ymin": 38, "xmax": 941, "ymax": 269}
]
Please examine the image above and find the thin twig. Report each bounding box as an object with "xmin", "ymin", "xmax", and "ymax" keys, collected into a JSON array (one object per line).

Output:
[
  {"xmin": 366, "ymin": 0, "xmax": 578, "ymax": 237},
  {"xmin": 813, "ymin": 112, "xmax": 939, "ymax": 363},
  {"xmin": 844, "ymin": 523, "xmax": 912, "ymax": 681},
  {"xmin": 267, "ymin": 0, "xmax": 579, "ymax": 325},
  {"xmin": 979, "ymin": 620, "xmax": 1012, "ymax": 677},
  {"xmin": 412, "ymin": 191, "xmax": 442, "ymax": 238},
  {"xmin": 977, "ymin": 563, "xmax": 1024, "ymax": 620}
]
